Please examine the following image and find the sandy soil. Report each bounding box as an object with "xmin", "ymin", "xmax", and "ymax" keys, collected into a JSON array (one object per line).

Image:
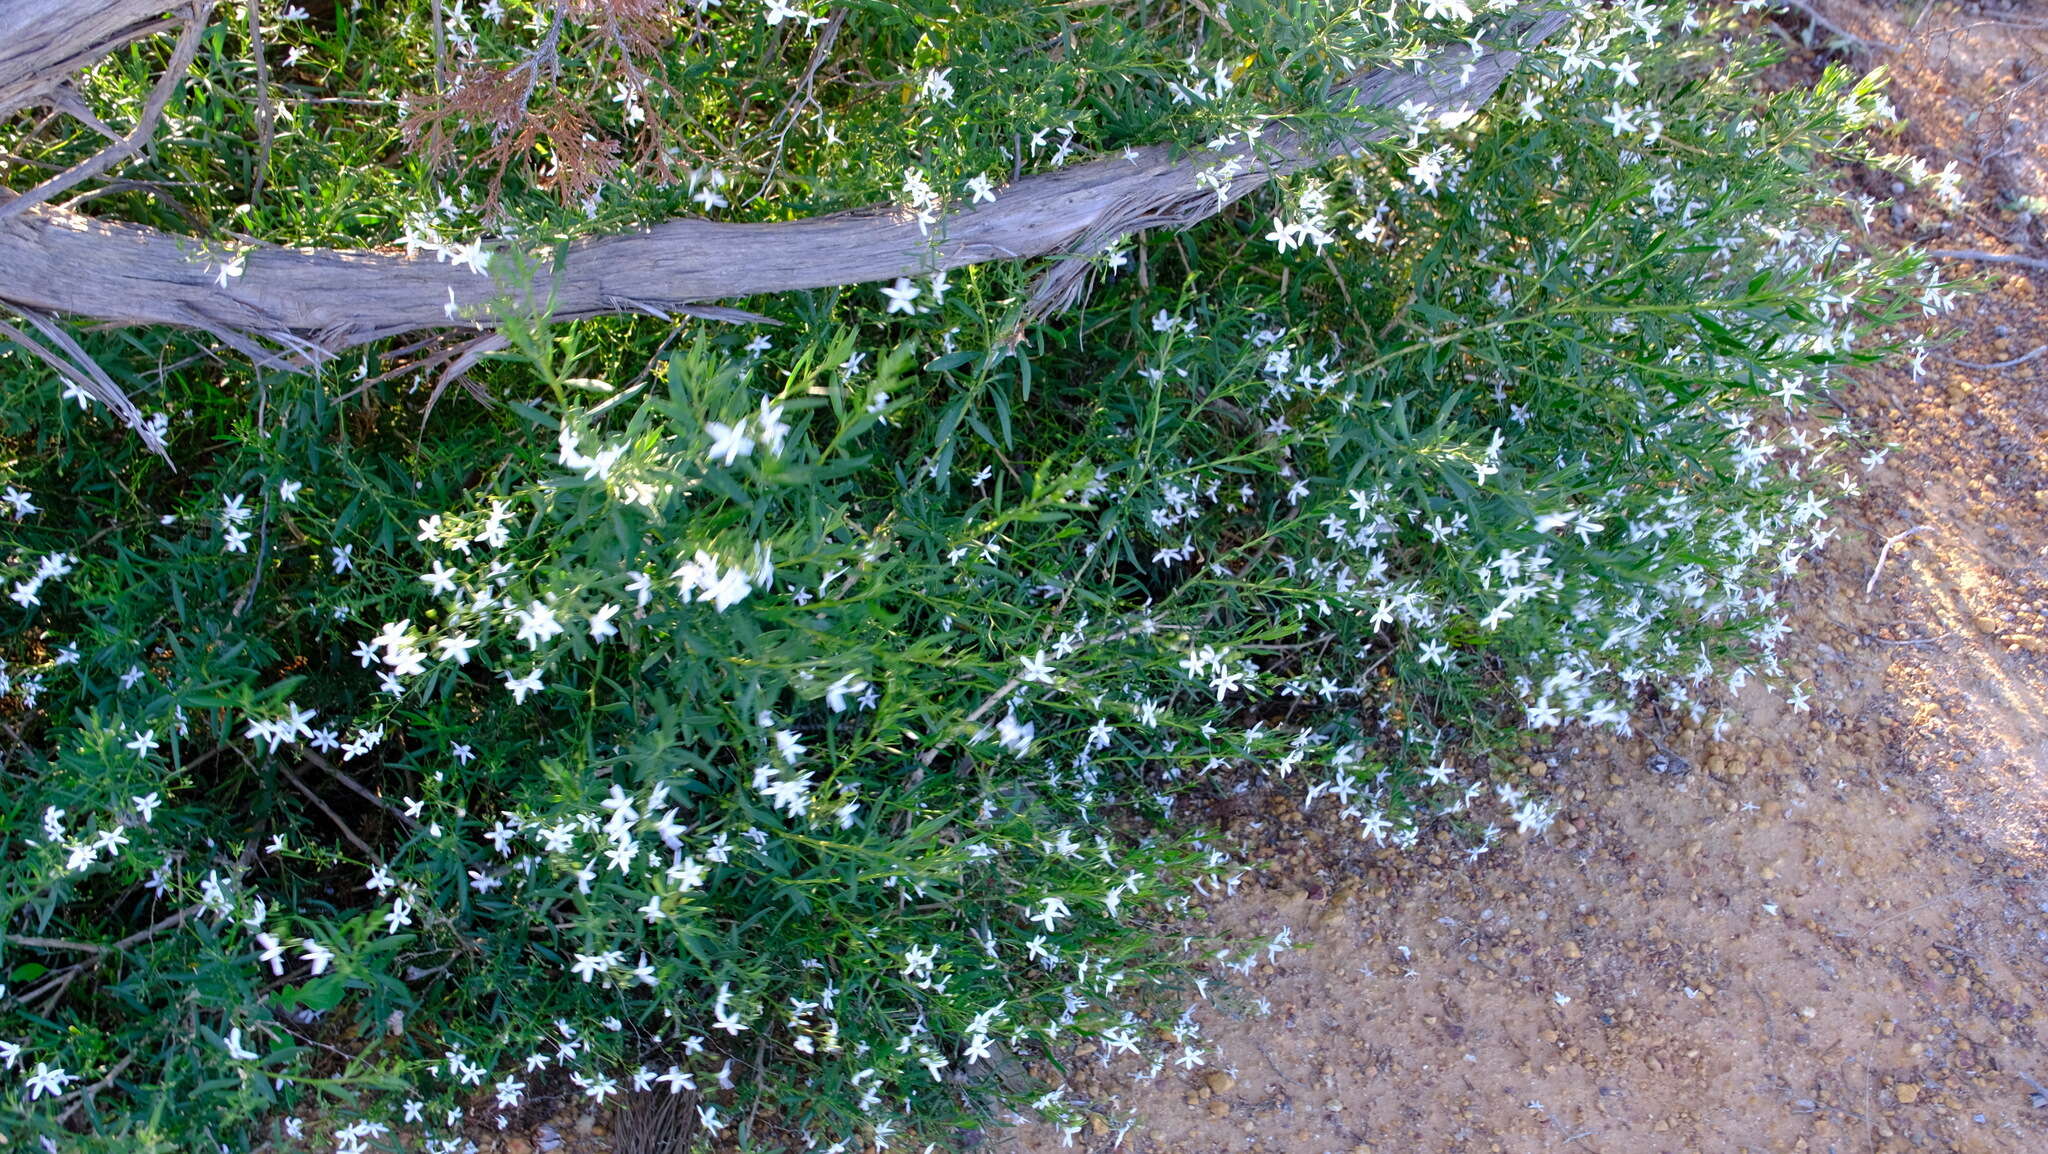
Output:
[{"xmin": 1001, "ymin": 5, "xmax": 2048, "ymax": 1153}]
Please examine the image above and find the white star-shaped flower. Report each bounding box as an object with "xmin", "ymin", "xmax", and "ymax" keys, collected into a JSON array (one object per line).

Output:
[
  {"xmin": 705, "ymin": 419, "xmax": 755, "ymax": 466},
  {"xmin": 881, "ymin": 278, "xmax": 921, "ymax": 315},
  {"xmin": 505, "ymin": 668, "xmax": 545, "ymax": 703}
]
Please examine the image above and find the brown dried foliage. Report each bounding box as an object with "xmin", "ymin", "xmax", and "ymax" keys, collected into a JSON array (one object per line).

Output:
[
  {"xmin": 563, "ymin": 0, "xmax": 680, "ymax": 54},
  {"xmin": 401, "ymin": 0, "xmax": 688, "ymax": 211}
]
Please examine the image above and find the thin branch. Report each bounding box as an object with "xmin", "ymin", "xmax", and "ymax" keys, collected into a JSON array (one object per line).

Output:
[
  {"xmin": 1774, "ymin": 0, "xmax": 1898, "ymax": 53},
  {"xmin": 1944, "ymin": 344, "xmax": 2047, "ymax": 371},
  {"xmin": 44, "ymin": 83, "xmax": 123, "ymax": 142},
  {"xmin": 917, "ymin": 677, "xmax": 1022, "ymax": 770},
  {"xmin": 421, "ymin": 331, "xmax": 509, "ymax": 425},
  {"xmin": 231, "ymin": 487, "xmax": 272, "ymax": 615},
  {"xmin": 13, "ymin": 902, "xmax": 202, "ymax": 1011},
  {"xmin": 277, "ymin": 762, "xmax": 382, "ymax": 861},
  {"xmin": 1, "ymin": 934, "xmax": 109, "ymax": 953},
  {"xmin": 302, "ymin": 750, "xmax": 420, "ymax": 831},
  {"xmin": 1927, "ymin": 248, "xmax": 2048, "ymax": 272},
  {"xmin": 111, "ymin": 901, "xmax": 201, "ymax": 951},
  {"xmin": 59, "ymin": 176, "xmax": 206, "ymax": 228},
  {"xmin": 743, "ymin": 5, "xmax": 847, "ymax": 210},
  {"xmin": 57, "ymin": 1051, "xmax": 138, "ymax": 1126},
  {"xmin": 246, "ymin": 0, "xmax": 275, "ymax": 204},
  {"xmin": 9, "ymin": 830, "xmax": 256, "ymax": 1011},
  {"xmin": 428, "ymin": 0, "xmax": 450, "ymax": 92},
  {"xmin": 1865, "ymin": 525, "xmax": 1931, "ymax": 596},
  {"xmin": 0, "ymin": 307, "xmax": 166, "ymax": 459},
  {"xmin": 740, "ymin": 1030, "xmax": 770, "ymax": 1145}
]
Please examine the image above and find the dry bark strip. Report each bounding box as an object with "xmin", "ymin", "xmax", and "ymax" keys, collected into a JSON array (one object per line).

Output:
[
  {"xmin": 0, "ymin": 4, "xmax": 1569, "ymax": 361},
  {"xmin": 0, "ymin": 0, "xmax": 194, "ymax": 119},
  {"xmin": 0, "ymin": 2, "xmax": 211, "ymax": 224}
]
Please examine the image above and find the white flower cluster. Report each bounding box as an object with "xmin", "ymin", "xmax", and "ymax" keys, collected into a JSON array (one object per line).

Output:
[
  {"xmin": 394, "ymin": 189, "xmax": 494, "ymax": 276},
  {"xmin": 21, "ymin": 787, "xmax": 157, "ymax": 876},
  {"xmin": 8, "ymin": 549, "xmax": 73, "ymax": 608},
  {"xmin": 1265, "ymin": 179, "xmax": 1337, "ymax": 254}
]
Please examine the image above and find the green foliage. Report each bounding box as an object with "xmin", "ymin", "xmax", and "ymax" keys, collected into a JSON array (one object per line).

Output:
[{"xmin": 0, "ymin": 1, "xmax": 1952, "ymax": 1151}]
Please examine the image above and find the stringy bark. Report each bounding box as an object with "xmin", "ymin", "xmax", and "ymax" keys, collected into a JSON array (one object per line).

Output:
[{"xmin": 0, "ymin": 3, "xmax": 1569, "ymax": 365}]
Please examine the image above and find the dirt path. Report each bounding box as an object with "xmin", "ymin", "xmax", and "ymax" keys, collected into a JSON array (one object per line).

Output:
[{"xmin": 1007, "ymin": 6, "xmax": 2048, "ymax": 1153}]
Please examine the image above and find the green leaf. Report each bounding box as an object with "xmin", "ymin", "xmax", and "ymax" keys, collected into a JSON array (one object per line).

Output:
[{"xmin": 924, "ymin": 351, "xmax": 977, "ymax": 373}]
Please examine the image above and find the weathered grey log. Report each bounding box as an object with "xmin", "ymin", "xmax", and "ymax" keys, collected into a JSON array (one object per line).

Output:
[
  {"xmin": 0, "ymin": 0, "xmax": 190, "ymax": 119},
  {"xmin": 0, "ymin": 4, "xmax": 1569, "ymax": 361},
  {"xmin": 0, "ymin": 3, "xmax": 209, "ymax": 225}
]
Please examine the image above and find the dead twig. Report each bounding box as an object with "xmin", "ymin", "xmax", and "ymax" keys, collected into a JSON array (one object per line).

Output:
[
  {"xmin": 302, "ymin": 750, "xmax": 420, "ymax": 831},
  {"xmin": 1, "ymin": 934, "xmax": 109, "ymax": 953},
  {"xmin": 1864, "ymin": 877, "xmax": 2021, "ymax": 931},
  {"xmin": 277, "ymin": 762, "xmax": 382, "ymax": 861},
  {"xmin": 1944, "ymin": 344, "xmax": 2047, "ymax": 371},
  {"xmin": 13, "ymin": 902, "xmax": 203, "ymax": 1011},
  {"xmin": 0, "ymin": 306, "xmax": 166, "ymax": 459},
  {"xmin": 58, "ymin": 176, "xmax": 205, "ymax": 227},
  {"xmin": 56, "ymin": 1051, "xmax": 138, "ymax": 1126},
  {"xmin": 1927, "ymin": 248, "xmax": 2048, "ymax": 273},
  {"xmin": 230, "ymin": 487, "xmax": 271, "ymax": 615},
  {"xmin": 1864, "ymin": 525, "xmax": 1931, "ymax": 595},
  {"xmin": 110, "ymin": 901, "xmax": 203, "ymax": 951},
  {"xmin": 245, "ymin": 0, "xmax": 275, "ymax": 204},
  {"xmin": 917, "ymin": 676, "xmax": 1022, "ymax": 770},
  {"xmin": 428, "ymin": 0, "xmax": 450, "ymax": 92},
  {"xmin": 1775, "ymin": 0, "xmax": 1899, "ymax": 52},
  {"xmin": 421, "ymin": 331, "xmax": 510, "ymax": 427},
  {"xmin": 743, "ymin": 5, "xmax": 847, "ymax": 210},
  {"xmin": 616, "ymin": 1087, "xmax": 701, "ymax": 1154},
  {"xmin": 739, "ymin": 1031, "xmax": 770, "ymax": 1145}
]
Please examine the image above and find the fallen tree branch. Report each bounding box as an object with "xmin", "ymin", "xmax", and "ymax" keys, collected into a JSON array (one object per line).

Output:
[
  {"xmin": 0, "ymin": 1, "xmax": 210, "ymax": 223},
  {"xmin": 0, "ymin": 10, "xmax": 1571, "ymax": 361},
  {"xmin": 0, "ymin": 0, "xmax": 189, "ymax": 119}
]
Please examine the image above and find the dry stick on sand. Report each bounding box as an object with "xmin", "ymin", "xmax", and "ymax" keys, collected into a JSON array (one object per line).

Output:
[
  {"xmin": 1865, "ymin": 525, "xmax": 1931, "ymax": 596},
  {"xmin": 1773, "ymin": 0, "xmax": 1899, "ymax": 52},
  {"xmin": 1944, "ymin": 344, "xmax": 2047, "ymax": 371},
  {"xmin": 0, "ymin": 7, "xmax": 1572, "ymax": 362},
  {"xmin": 1927, "ymin": 248, "xmax": 2048, "ymax": 273}
]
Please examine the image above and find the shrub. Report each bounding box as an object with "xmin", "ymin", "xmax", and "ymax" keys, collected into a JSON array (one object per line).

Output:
[{"xmin": 0, "ymin": 1, "xmax": 1949, "ymax": 1151}]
